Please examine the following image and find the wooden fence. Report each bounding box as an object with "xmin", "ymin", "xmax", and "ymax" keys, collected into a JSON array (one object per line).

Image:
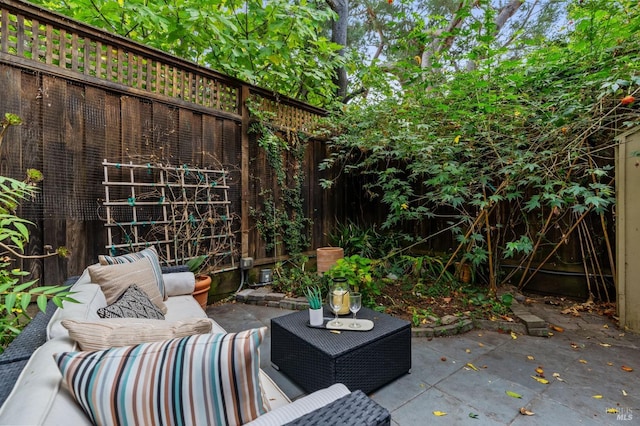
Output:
[{"xmin": 0, "ymin": 0, "xmax": 344, "ymax": 285}]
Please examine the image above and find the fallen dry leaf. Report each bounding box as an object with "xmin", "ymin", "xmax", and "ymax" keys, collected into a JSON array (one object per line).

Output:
[
  {"xmin": 500, "ymin": 315, "xmax": 515, "ymax": 322},
  {"xmin": 506, "ymin": 390, "xmax": 522, "ymax": 399},
  {"xmin": 599, "ymin": 343, "xmax": 611, "ymax": 347},
  {"xmin": 579, "ymin": 359, "xmax": 588, "ymax": 364},
  {"xmin": 621, "ymin": 366, "xmax": 634, "ymax": 372},
  {"xmin": 440, "ymin": 356, "xmax": 447, "ymax": 362},
  {"xmin": 531, "ymin": 375, "xmax": 549, "ymax": 384},
  {"xmin": 550, "ymin": 325, "xmax": 564, "ymax": 332},
  {"xmin": 519, "ymin": 407, "xmax": 535, "ymax": 416},
  {"xmin": 607, "ymin": 362, "xmax": 614, "ymax": 366},
  {"xmin": 466, "ymin": 349, "xmax": 471, "ymax": 353},
  {"xmin": 622, "ymin": 390, "xmax": 628, "ymax": 396},
  {"xmin": 527, "ymin": 355, "xmax": 535, "ymax": 360},
  {"xmin": 466, "ymin": 363, "xmax": 479, "ymax": 371},
  {"xmin": 592, "ymin": 395, "xmax": 603, "ymax": 399},
  {"xmin": 606, "ymin": 408, "xmax": 618, "ymax": 414},
  {"xmin": 535, "ymin": 367, "xmax": 544, "ymax": 376},
  {"xmin": 552, "ymin": 372, "xmax": 565, "ymax": 382},
  {"xmin": 433, "ymin": 411, "xmax": 447, "ymax": 416},
  {"xmin": 510, "ymin": 331, "xmax": 518, "ymax": 339},
  {"xmin": 478, "ymin": 343, "xmax": 484, "ymax": 347}
]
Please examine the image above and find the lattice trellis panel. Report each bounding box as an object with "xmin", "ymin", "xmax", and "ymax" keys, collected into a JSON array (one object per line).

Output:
[{"xmin": 102, "ymin": 160, "xmax": 236, "ymax": 270}]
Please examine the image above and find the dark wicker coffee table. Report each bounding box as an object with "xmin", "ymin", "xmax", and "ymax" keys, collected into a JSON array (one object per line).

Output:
[{"xmin": 271, "ymin": 307, "xmax": 411, "ymax": 394}]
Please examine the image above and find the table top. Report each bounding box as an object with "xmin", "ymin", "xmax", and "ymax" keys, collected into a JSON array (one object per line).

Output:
[{"xmin": 271, "ymin": 307, "xmax": 410, "ymax": 357}]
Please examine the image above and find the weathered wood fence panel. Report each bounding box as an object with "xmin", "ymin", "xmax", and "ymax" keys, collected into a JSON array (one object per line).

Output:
[{"xmin": 0, "ymin": 0, "xmax": 339, "ymax": 285}]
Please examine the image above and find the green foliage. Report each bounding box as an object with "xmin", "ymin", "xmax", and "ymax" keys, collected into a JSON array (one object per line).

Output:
[
  {"xmin": 328, "ymin": 220, "xmax": 410, "ymax": 258},
  {"xmin": 390, "ymin": 254, "xmax": 455, "ymax": 286},
  {"xmin": 249, "ymin": 118, "xmax": 312, "ymax": 256},
  {"xmin": 31, "ymin": 0, "xmax": 344, "ymax": 106},
  {"xmin": 324, "ymin": 254, "xmax": 384, "ymax": 307},
  {"xmin": 0, "ymin": 177, "xmax": 76, "ymax": 353},
  {"xmin": 0, "ymin": 118, "xmax": 76, "ymax": 352},
  {"xmin": 320, "ymin": 0, "xmax": 640, "ymax": 291},
  {"xmin": 465, "ymin": 291, "xmax": 513, "ymax": 316},
  {"xmin": 325, "ymin": 255, "xmax": 373, "ymax": 292},
  {"xmin": 302, "ymin": 285, "xmax": 323, "ymax": 310},
  {"xmin": 271, "ymin": 255, "xmax": 324, "ymax": 297},
  {"xmin": 186, "ymin": 255, "xmax": 209, "ymax": 274}
]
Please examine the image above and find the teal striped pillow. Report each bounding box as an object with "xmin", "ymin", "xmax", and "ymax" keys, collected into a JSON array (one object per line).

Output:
[
  {"xmin": 99, "ymin": 246, "xmax": 166, "ymax": 300},
  {"xmin": 54, "ymin": 328, "xmax": 268, "ymax": 426}
]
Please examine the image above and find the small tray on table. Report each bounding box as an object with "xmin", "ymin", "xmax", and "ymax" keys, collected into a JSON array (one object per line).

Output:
[{"xmin": 306, "ymin": 318, "xmax": 374, "ymax": 331}]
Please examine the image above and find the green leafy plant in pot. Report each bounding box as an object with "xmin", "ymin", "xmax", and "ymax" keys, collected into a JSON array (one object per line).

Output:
[{"xmin": 303, "ymin": 285, "xmax": 324, "ymax": 326}]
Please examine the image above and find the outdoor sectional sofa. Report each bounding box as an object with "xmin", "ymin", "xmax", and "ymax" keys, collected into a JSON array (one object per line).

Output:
[{"xmin": 0, "ymin": 248, "xmax": 390, "ymax": 425}]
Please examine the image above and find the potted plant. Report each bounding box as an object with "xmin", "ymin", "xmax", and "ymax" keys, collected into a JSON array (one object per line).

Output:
[
  {"xmin": 187, "ymin": 255, "xmax": 211, "ymax": 309},
  {"xmin": 325, "ymin": 254, "xmax": 374, "ymax": 313},
  {"xmin": 303, "ymin": 285, "xmax": 324, "ymax": 326}
]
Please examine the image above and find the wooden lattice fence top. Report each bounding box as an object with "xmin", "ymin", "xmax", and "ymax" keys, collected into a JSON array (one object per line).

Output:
[
  {"xmin": 0, "ymin": 0, "xmax": 327, "ymax": 132},
  {"xmin": 0, "ymin": 0, "xmax": 240, "ymax": 113},
  {"xmin": 102, "ymin": 160, "xmax": 236, "ymax": 270}
]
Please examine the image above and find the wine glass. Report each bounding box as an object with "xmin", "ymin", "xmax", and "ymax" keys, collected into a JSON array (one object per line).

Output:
[
  {"xmin": 328, "ymin": 285, "xmax": 347, "ymax": 327},
  {"xmin": 349, "ymin": 292, "xmax": 362, "ymax": 328}
]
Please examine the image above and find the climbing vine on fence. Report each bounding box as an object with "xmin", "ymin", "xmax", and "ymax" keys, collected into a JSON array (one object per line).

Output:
[
  {"xmin": 248, "ymin": 101, "xmax": 312, "ymax": 256},
  {"xmin": 319, "ymin": 0, "xmax": 640, "ymax": 300}
]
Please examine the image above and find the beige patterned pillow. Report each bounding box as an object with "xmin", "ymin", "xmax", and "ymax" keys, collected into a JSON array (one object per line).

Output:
[
  {"xmin": 61, "ymin": 318, "xmax": 213, "ymax": 351},
  {"xmin": 88, "ymin": 257, "xmax": 167, "ymax": 313}
]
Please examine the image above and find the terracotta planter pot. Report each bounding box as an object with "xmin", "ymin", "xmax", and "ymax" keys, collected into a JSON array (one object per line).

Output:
[
  {"xmin": 316, "ymin": 247, "xmax": 344, "ymax": 275},
  {"xmin": 193, "ymin": 274, "xmax": 212, "ymax": 309}
]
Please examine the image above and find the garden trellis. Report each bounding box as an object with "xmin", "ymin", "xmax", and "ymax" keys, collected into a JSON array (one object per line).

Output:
[{"xmin": 102, "ymin": 160, "xmax": 236, "ymax": 270}]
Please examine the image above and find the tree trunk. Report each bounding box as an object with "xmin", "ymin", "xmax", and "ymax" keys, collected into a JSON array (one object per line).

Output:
[{"xmin": 327, "ymin": 0, "xmax": 349, "ymax": 100}]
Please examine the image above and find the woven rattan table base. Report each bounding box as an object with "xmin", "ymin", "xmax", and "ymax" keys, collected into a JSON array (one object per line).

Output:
[
  {"xmin": 271, "ymin": 307, "xmax": 411, "ymax": 394},
  {"xmin": 284, "ymin": 390, "xmax": 391, "ymax": 426}
]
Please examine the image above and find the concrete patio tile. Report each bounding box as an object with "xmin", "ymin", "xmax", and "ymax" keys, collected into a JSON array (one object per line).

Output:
[
  {"xmin": 388, "ymin": 387, "xmax": 504, "ymax": 426},
  {"xmin": 433, "ymin": 369, "xmax": 535, "ymax": 424},
  {"xmin": 369, "ymin": 372, "xmax": 429, "ymax": 412},
  {"xmin": 418, "ymin": 334, "xmax": 500, "ymax": 363},
  {"xmin": 409, "ymin": 339, "xmax": 472, "ymax": 385},
  {"xmin": 206, "ymin": 301, "xmax": 640, "ymax": 426},
  {"xmin": 509, "ymin": 395, "xmax": 608, "ymax": 426}
]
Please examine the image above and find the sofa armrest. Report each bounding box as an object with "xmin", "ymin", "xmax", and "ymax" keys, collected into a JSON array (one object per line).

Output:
[
  {"xmin": 162, "ymin": 272, "xmax": 196, "ymax": 296},
  {"xmin": 284, "ymin": 390, "xmax": 391, "ymax": 426}
]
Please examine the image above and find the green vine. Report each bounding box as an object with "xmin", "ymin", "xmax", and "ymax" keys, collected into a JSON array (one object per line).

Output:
[{"xmin": 248, "ymin": 99, "xmax": 312, "ymax": 255}]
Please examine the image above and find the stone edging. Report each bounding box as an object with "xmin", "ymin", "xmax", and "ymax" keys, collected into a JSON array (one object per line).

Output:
[{"xmin": 235, "ymin": 288, "xmax": 548, "ymax": 338}]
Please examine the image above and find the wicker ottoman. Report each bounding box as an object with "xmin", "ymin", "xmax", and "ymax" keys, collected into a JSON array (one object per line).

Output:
[
  {"xmin": 284, "ymin": 390, "xmax": 391, "ymax": 426},
  {"xmin": 271, "ymin": 307, "xmax": 411, "ymax": 394}
]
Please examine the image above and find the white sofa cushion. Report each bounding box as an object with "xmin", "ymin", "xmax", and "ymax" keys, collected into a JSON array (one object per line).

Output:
[
  {"xmin": 0, "ymin": 337, "xmax": 81, "ymax": 426},
  {"xmin": 87, "ymin": 257, "xmax": 167, "ymax": 314},
  {"xmin": 47, "ymin": 280, "xmax": 106, "ymax": 340},
  {"xmin": 62, "ymin": 317, "xmax": 213, "ymax": 351},
  {"xmin": 54, "ymin": 328, "xmax": 269, "ymax": 426}
]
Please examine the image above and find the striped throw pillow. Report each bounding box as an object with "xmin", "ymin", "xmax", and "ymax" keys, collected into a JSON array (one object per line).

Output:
[
  {"xmin": 54, "ymin": 328, "xmax": 268, "ymax": 426},
  {"xmin": 99, "ymin": 246, "xmax": 166, "ymax": 300}
]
